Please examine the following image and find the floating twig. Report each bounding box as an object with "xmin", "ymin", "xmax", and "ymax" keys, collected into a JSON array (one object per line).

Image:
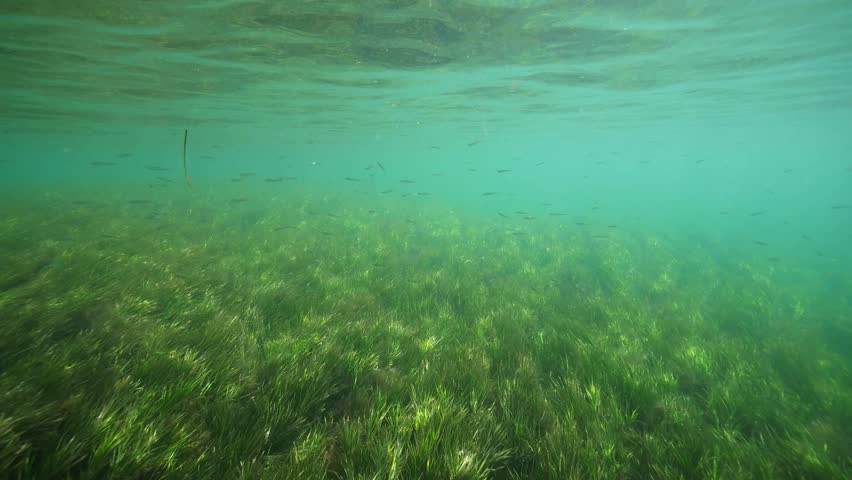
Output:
[{"xmin": 183, "ymin": 129, "xmax": 192, "ymax": 190}]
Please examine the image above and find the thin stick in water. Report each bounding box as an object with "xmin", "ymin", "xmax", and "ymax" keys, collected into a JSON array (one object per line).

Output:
[{"xmin": 183, "ymin": 129, "xmax": 192, "ymax": 190}]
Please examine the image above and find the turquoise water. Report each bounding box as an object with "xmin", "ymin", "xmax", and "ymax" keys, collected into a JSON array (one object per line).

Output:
[
  {"xmin": 2, "ymin": 1, "xmax": 851, "ymax": 260},
  {"xmin": 2, "ymin": 1, "xmax": 852, "ymax": 478}
]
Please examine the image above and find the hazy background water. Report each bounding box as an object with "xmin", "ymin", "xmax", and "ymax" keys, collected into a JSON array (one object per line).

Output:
[{"xmin": 1, "ymin": 0, "xmax": 851, "ymax": 268}]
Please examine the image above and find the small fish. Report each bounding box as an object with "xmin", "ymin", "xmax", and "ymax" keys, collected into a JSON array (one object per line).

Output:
[
  {"xmin": 416, "ymin": 192, "xmax": 431, "ymax": 196},
  {"xmin": 496, "ymin": 169, "xmax": 511, "ymax": 173},
  {"xmin": 115, "ymin": 153, "xmax": 133, "ymax": 158},
  {"xmin": 639, "ymin": 160, "xmax": 651, "ymax": 164},
  {"xmin": 514, "ymin": 211, "xmax": 528, "ymax": 215},
  {"xmin": 591, "ymin": 206, "xmax": 600, "ymax": 211},
  {"xmin": 265, "ymin": 177, "xmax": 285, "ymax": 182},
  {"xmin": 783, "ymin": 168, "xmax": 792, "ymax": 174},
  {"xmin": 376, "ymin": 162, "xmax": 385, "ymax": 171},
  {"xmin": 468, "ymin": 168, "xmax": 478, "ymax": 172},
  {"xmin": 399, "ymin": 179, "xmax": 416, "ymax": 184},
  {"xmin": 482, "ymin": 192, "xmax": 497, "ymax": 196},
  {"xmin": 156, "ymin": 176, "xmax": 174, "ymax": 183},
  {"xmin": 200, "ymin": 154, "xmax": 215, "ymax": 160},
  {"xmin": 594, "ymin": 160, "xmax": 606, "ymax": 165},
  {"xmin": 401, "ymin": 193, "xmax": 412, "ymax": 197},
  {"xmin": 575, "ymin": 222, "xmax": 586, "ymax": 226},
  {"xmin": 274, "ymin": 225, "xmax": 296, "ymax": 231},
  {"xmin": 535, "ymin": 161, "xmax": 545, "ymax": 166},
  {"xmin": 430, "ymin": 146, "xmax": 441, "ymax": 150},
  {"xmin": 498, "ymin": 212, "xmax": 508, "ymax": 218},
  {"xmin": 801, "ymin": 233, "xmax": 811, "ymax": 240},
  {"xmin": 127, "ymin": 199, "xmax": 152, "ymax": 205},
  {"xmin": 754, "ymin": 240, "xmax": 768, "ymax": 246},
  {"xmin": 344, "ymin": 177, "xmax": 361, "ymax": 182},
  {"xmin": 230, "ymin": 198, "xmax": 248, "ymax": 204},
  {"xmin": 368, "ymin": 209, "xmax": 376, "ymax": 214},
  {"xmin": 90, "ymin": 161, "xmax": 116, "ymax": 166},
  {"xmin": 719, "ymin": 211, "xmax": 730, "ymax": 215},
  {"xmin": 748, "ymin": 211, "xmax": 766, "ymax": 217},
  {"xmin": 230, "ymin": 178, "xmax": 242, "ymax": 182},
  {"xmin": 767, "ymin": 256, "xmax": 782, "ymax": 262},
  {"xmin": 380, "ymin": 189, "xmax": 393, "ymax": 194},
  {"xmin": 549, "ymin": 212, "xmax": 568, "ymax": 216},
  {"xmin": 540, "ymin": 202, "xmax": 552, "ymax": 207},
  {"xmin": 695, "ymin": 159, "xmax": 705, "ymax": 164},
  {"xmin": 830, "ymin": 205, "xmax": 849, "ymax": 210},
  {"xmin": 467, "ymin": 140, "xmax": 480, "ymax": 147},
  {"xmin": 145, "ymin": 165, "xmax": 170, "ymax": 171},
  {"xmin": 432, "ymin": 172, "xmax": 444, "ymax": 177},
  {"xmin": 327, "ymin": 213, "xmax": 340, "ymax": 218},
  {"xmin": 523, "ymin": 216, "xmax": 536, "ymax": 221},
  {"xmin": 239, "ymin": 172, "xmax": 256, "ymax": 177},
  {"xmin": 510, "ymin": 231, "xmax": 526, "ymax": 236}
]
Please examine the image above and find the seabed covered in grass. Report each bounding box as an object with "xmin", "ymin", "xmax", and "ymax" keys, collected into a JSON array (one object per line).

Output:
[{"xmin": 1, "ymin": 187, "xmax": 850, "ymax": 479}]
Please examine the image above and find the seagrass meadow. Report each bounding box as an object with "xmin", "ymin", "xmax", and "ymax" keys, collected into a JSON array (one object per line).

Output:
[{"xmin": 2, "ymin": 1, "xmax": 852, "ymax": 479}]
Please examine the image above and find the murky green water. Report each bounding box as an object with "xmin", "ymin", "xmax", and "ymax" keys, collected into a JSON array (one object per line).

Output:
[{"xmin": 1, "ymin": 1, "xmax": 850, "ymax": 478}]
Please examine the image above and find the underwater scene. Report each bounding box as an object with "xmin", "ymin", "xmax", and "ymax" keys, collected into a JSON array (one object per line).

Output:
[{"xmin": 1, "ymin": 1, "xmax": 851, "ymax": 479}]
